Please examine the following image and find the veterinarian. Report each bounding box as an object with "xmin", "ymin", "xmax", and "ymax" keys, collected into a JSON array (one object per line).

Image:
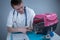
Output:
[{"xmin": 6, "ymin": 0, "xmax": 35, "ymax": 40}]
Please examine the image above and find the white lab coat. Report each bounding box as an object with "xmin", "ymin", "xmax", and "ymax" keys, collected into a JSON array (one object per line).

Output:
[{"xmin": 6, "ymin": 7, "xmax": 35, "ymax": 40}]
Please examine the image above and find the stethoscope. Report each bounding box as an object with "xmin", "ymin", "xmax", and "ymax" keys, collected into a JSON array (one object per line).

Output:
[
  {"xmin": 12, "ymin": 7, "xmax": 27, "ymax": 28},
  {"xmin": 11, "ymin": 7, "xmax": 27, "ymax": 40}
]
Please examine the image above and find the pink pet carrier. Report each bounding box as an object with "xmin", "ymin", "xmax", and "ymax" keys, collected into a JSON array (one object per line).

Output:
[{"xmin": 33, "ymin": 13, "xmax": 58, "ymax": 35}]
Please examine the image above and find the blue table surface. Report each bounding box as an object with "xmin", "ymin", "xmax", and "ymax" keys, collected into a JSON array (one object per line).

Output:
[
  {"xmin": 27, "ymin": 31, "xmax": 46, "ymax": 40},
  {"xmin": 27, "ymin": 32, "xmax": 60, "ymax": 40}
]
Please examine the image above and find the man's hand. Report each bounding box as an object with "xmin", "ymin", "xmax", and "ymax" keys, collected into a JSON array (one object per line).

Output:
[
  {"xmin": 7, "ymin": 26, "xmax": 33, "ymax": 33},
  {"xmin": 18, "ymin": 28, "xmax": 31, "ymax": 34}
]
